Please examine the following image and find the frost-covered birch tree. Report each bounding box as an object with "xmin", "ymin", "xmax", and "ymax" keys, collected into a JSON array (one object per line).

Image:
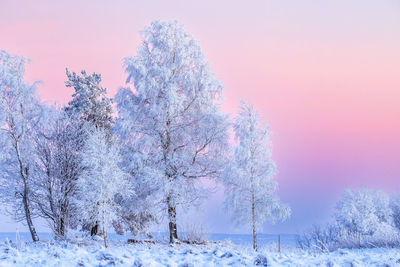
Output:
[
  {"xmin": 223, "ymin": 101, "xmax": 290, "ymax": 251},
  {"xmin": 31, "ymin": 107, "xmax": 85, "ymax": 237},
  {"xmin": 116, "ymin": 20, "xmax": 229, "ymax": 243},
  {"xmin": 74, "ymin": 129, "xmax": 131, "ymax": 248},
  {"xmin": 0, "ymin": 50, "xmax": 41, "ymax": 241}
]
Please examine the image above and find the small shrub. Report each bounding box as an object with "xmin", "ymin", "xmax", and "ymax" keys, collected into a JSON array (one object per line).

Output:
[{"xmin": 180, "ymin": 223, "xmax": 208, "ymax": 245}]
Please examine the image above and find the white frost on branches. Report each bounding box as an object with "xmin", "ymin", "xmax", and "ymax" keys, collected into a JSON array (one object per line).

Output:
[
  {"xmin": 73, "ymin": 129, "xmax": 132, "ymax": 247},
  {"xmin": 335, "ymin": 188, "xmax": 397, "ymax": 239},
  {"xmin": 116, "ymin": 20, "xmax": 230, "ymax": 243},
  {"xmin": 0, "ymin": 50, "xmax": 41, "ymax": 241},
  {"xmin": 223, "ymin": 100, "xmax": 290, "ymax": 250},
  {"xmin": 65, "ymin": 69, "xmax": 113, "ymax": 130}
]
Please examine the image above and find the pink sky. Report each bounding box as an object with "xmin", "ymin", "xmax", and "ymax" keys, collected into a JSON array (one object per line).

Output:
[{"xmin": 1, "ymin": 0, "xmax": 400, "ymax": 233}]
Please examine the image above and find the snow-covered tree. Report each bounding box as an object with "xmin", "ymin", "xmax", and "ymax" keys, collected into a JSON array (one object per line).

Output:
[
  {"xmin": 65, "ymin": 69, "xmax": 113, "ymax": 130},
  {"xmin": 335, "ymin": 188, "xmax": 396, "ymax": 242},
  {"xmin": 223, "ymin": 101, "xmax": 290, "ymax": 251},
  {"xmin": 0, "ymin": 50, "xmax": 41, "ymax": 241},
  {"xmin": 116, "ymin": 20, "xmax": 230, "ymax": 243},
  {"xmin": 64, "ymin": 69, "xmax": 114, "ymax": 235},
  {"xmin": 73, "ymin": 129, "xmax": 131, "ymax": 248},
  {"xmin": 31, "ymin": 107, "xmax": 85, "ymax": 237},
  {"xmin": 109, "ymin": 136, "xmax": 160, "ymax": 236}
]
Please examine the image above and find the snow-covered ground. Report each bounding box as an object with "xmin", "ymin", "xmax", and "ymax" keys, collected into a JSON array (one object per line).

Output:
[
  {"xmin": 0, "ymin": 238, "xmax": 399, "ymax": 267},
  {"xmin": 0, "ymin": 232, "xmax": 298, "ymax": 248}
]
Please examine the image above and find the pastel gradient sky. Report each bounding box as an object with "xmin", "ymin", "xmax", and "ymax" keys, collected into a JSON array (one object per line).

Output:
[{"xmin": 1, "ymin": 0, "xmax": 399, "ymax": 234}]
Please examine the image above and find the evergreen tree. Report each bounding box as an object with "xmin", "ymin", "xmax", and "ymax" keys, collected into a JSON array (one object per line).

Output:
[{"xmin": 64, "ymin": 68, "xmax": 114, "ymax": 235}]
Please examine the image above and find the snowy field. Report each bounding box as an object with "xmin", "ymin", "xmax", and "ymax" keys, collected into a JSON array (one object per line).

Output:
[
  {"xmin": 0, "ymin": 232, "xmax": 298, "ymax": 248},
  {"xmin": 0, "ymin": 234, "xmax": 399, "ymax": 266}
]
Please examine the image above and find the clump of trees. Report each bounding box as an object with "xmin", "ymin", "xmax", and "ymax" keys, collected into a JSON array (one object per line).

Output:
[
  {"xmin": 0, "ymin": 20, "xmax": 290, "ymax": 249},
  {"xmin": 297, "ymin": 188, "xmax": 400, "ymax": 251}
]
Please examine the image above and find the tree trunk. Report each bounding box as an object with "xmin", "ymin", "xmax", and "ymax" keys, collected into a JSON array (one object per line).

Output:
[
  {"xmin": 91, "ymin": 221, "xmax": 99, "ymax": 236},
  {"xmin": 58, "ymin": 202, "xmax": 66, "ymax": 237},
  {"xmin": 252, "ymin": 191, "xmax": 257, "ymax": 251},
  {"xmin": 167, "ymin": 197, "xmax": 178, "ymax": 243},
  {"xmin": 23, "ymin": 179, "xmax": 39, "ymax": 242},
  {"xmin": 16, "ymin": 141, "xmax": 39, "ymax": 242},
  {"xmin": 103, "ymin": 224, "xmax": 108, "ymax": 248},
  {"xmin": 59, "ymin": 217, "xmax": 65, "ymax": 237}
]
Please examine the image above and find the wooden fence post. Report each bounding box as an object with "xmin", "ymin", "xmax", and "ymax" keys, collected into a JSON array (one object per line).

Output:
[{"xmin": 278, "ymin": 234, "xmax": 281, "ymax": 253}]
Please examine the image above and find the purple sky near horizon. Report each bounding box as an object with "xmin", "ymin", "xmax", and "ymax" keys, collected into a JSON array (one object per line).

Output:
[{"xmin": 1, "ymin": 0, "xmax": 400, "ymax": 234}]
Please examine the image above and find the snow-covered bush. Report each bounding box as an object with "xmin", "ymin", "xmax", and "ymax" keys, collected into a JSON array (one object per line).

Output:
[
  {"xmin": 299, "ymin": 188, "xmax": 400, "ymax": 251},
  {"xmin": 335, "ymin": 189, "xmax": 395, "ymax": 239},
  {"xmin": 180, "ymin": 223, "xmax": 208, "ymax": 245},
  {"xmin": 334, "ymin": 188, "xmax": 400, "ymax": 248},
  {"xmin": 296, "ymin": 224, "xmax": 341, "ymax": 251}
]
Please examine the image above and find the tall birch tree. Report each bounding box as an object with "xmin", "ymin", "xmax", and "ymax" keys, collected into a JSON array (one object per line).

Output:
[
  {"xmin": 223, "ymin": 101, "xmax": 290, "ymax": 251},
  {"xmin": 0, "ymin": 50, "xmax": 41, "ymax": 241},
  {"xmin": 116, "ymin": 20, "xmax": 229, "ymax": 243}
]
